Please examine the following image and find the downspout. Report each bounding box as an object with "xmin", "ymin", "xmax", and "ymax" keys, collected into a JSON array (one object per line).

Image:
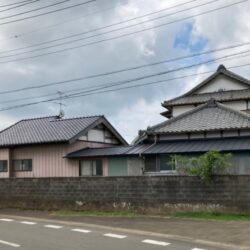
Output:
[{"xmin": 140, "ymin": 134, "xmax": 157, "ymax": 175}]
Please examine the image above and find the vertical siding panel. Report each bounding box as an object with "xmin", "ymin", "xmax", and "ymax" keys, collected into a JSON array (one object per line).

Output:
[
  {"xmin": 5, "ymin": 141, "xmax": 114, "ymax": 178},
  {"xmin": 0, "ymin": 148, "xmax": 10, "ymax": 178}
]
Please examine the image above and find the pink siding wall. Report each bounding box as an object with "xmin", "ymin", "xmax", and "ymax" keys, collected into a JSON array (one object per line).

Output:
[
  {"xmin": 0, "ymin": 149, "xmax": 10, "ymax": 178},
  {"xmin": 0, "ymin": 141, "xmax": 111, "ymax": 178}
]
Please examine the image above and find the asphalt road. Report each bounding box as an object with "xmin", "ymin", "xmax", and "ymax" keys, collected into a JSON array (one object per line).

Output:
[{"xmin": 0, "ymin": 216, "xmax": 226, "ymax": 250}]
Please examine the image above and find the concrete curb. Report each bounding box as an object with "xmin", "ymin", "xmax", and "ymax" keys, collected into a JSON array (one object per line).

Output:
[{"xmin": 0, "ymin": 213, "xmax": 249, "ymax": 250}]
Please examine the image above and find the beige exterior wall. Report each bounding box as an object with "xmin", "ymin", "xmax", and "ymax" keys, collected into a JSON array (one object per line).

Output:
[
  {"xmin": 127, "ymin": 157, "xmax": 144, "ymax": 176},
  {"xmin": 0, "ymin": 148, "xmax": 10, "ymax": 178},
  {"xmin": 0, "ymin": 141, "xmax": 112, "ymax": 178},
  {"xmin": 172, "ymin": 105, "xmax": 196, "ymax": 117},
  {"xmin": 195, "ymin": 76, "xmax": 247, "ymax": 94},
  {"xmin": 79, "ymin": 128, "xmax": 119, "ymax": 144},
  {"xmin": 172, "ymin": 100, "xmax": 248, "ymax": 118},
  {"xmin": 225, "ymin": 101, "xmax": 247, "ymax": 111}
]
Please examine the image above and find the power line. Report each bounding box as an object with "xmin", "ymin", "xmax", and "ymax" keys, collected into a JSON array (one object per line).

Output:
[
  {"xmin": 0, "ymin": 0, "xmax": 219, "ymax": 55},
  {"xmin": 0, "ymin": 40, "xmax": 250, "ymax": 96},
  {"xmin": 0, "ymin": 0, "xmax": 201, "ymax": 46},
  {"xmin": 64, "ymin": 62, "xmax": 250, "ymax": 100},
  {"xmin": 0, "ymin": 0, "xmax": 90, "ymax": 21},
  {"xmin": 0, "ymin": 0, "xmax": 147, "ymax": 42},
  {"xmin": 3, "ymin": 51, "xmax": 248, "ymax": 106},
  {"xmin": 0, "ymin": 0, "xmax": 40, "ymax": 13},
  {"xmin": 0, "ymin": 0, "xmax": 246, "ymax": 63},
  {"xmin": 0, "ymin": 0, "xmax": 96, "ymax": 26},
  {"xmin": 0, "ymin": 50, "xmax": 249, "ymax": 111},
  {"xmin": 54, "ymin": 53, "xmax": 250, "ymax": 98},
  {"xmin": 0, "ymin": 60, "xmax": 250, "ymax": 112},
  {"xmin": 0, "ymin": 0, "xmax": 34, "ymax": 8}
]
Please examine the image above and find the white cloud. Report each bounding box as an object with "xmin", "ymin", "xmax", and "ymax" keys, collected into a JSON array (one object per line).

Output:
[
  {"xmin": 0, "ymin": 0, "xmax": 249, "ymax": 143},
  {"xmin": 111, "ymin": 98, "xmax": 165, "ymax": 143}
]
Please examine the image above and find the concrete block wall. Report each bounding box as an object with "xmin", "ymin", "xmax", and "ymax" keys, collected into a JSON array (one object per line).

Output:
[{"xmin": 0, "ymin": 176, "xmax": 249, "ymax": 213}]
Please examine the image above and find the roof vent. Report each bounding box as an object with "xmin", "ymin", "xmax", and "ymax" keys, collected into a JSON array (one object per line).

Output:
[{"xmin": 217, "ymin": 64, "xmax": 226, "ymax": 72}]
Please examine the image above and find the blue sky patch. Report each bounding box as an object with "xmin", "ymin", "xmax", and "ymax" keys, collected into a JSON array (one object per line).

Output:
[{"xmin": 174, "ymin": 22, "xmax": 208, "ymax": 53}]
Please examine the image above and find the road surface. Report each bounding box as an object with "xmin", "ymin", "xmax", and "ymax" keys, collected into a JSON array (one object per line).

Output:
[{"xmin": 0, "ymin": 216, "xmax": 227, "ymax": 250}]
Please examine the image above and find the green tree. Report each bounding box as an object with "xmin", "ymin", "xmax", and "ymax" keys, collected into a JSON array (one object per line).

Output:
[{"xmin": 170, "ymin": 151, "xmax": 232, "ymax": 182}]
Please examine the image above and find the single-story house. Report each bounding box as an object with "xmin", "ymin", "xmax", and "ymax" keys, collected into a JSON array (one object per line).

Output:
[
  {"xmin": 0, "ymin": 115, "xmax": 127, "ymax": 178},
  {"xmin": 66, "ymin": 65, "xmax": 250, "ymax": 175}
]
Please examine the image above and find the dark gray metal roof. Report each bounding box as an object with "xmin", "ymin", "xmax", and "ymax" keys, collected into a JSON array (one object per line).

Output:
[
  {"xmin": 149, "ymin": 100, "xmax": 250, "ymax": 134},
  {"xmin": 163, "ymin": 88, "xmax": 250, "ymax": 106},
  {"xmin": 66, "ymin": 137, "xmax": 250, "ymax": 158},
  {"xmin": 66, "ymin": 144, "xmax": 150, "ymax": 158},
  {"xmin": 0, "ymin": 115, "xmax": 127, "ymax": 146},
  {"xmin": 162, "ymin": 65, "xmax": 250, "ymax": 108},
  {"xmin": 143, "ymin": 137, "xmax": 250, "ymax": 154}
]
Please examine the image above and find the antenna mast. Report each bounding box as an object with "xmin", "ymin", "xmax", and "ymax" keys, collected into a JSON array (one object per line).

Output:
[{"xmin": 55, "ymin": 91, "xmax": 65, "ymax": 118}]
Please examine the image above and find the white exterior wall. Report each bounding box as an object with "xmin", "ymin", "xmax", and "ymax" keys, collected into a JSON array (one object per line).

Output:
[
  {"xmin": 224, "ymin": 100, "xmax": 247, "ymax": 111},
  {"xmin": 159, "ymin": 134, "xmax": 189, "ymax": 141},
  {"xmin": 158, "ymin": 130, "xmax": 250, "ymax": 141},
  {"xmin": 79, "ymin": 128, "xmax": 119, "ymax": 144},
  {"xmin": 223, "ymin": 130, "xmax": 238, "ymax": 137},
  {"xmin": 172, "ymin": 100, "xmax": 248, "ymax": 117},
  {"xmin": 195, "ymin": 76, "xmax": 247, "ymax": 94},
  {"xmin": 172, "ymin": 105, "xmax": 196, "ymax": 117},
  {"xmin": 189, "ymin": 133, "xmax": 205, "ymax": 139},
  {"xmin": 206, "ymin": 132, "xmax": 221, "ymax": 138},
  {"xmin": 240, "ymin": 129, "xmax": 250, "ymax": 136}
]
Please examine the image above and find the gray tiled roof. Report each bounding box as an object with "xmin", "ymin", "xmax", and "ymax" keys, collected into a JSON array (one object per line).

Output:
[
  {"xmin": 65, "ymin": 137, "xmax": 250, "ymax": 158},
  {"xmin": 163, "ymin": 88, "xmax": 250, "ymax": 106},
  {"xmin": 0, "ymin": 115, "xmax": 112, "ymax": 146},
  {"xmin": 162, "ymin": 65, "xmax": 250, "ymax": 107},
  {"xmin": 149, "ymin": 100, "xmax": 250, "ymax": 134}
]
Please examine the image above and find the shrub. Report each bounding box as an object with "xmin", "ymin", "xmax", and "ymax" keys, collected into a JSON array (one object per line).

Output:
[{"xmin": 170, "ymin": 151, "xmax": 232, "ymax": 182}]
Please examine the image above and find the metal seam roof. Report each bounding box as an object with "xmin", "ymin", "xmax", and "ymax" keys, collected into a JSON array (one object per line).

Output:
[
  {"xmin": 0, "ymin": 115, "xmax": 124, "ymax": 146},
  {"xmin": 65, "ymin": 137, "xmax": 250, "ymax": 158}
]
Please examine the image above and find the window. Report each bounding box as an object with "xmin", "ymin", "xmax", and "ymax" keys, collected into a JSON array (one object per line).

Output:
[
  {"xmin": 144, "ymin": 156, "xmax": 157, "ymax": 172},
  {"xmin": 0, "ymin": 160, "xmax": 7, "ymax": 172},
  {"xmin": 13, "ymin": 159, "xmax": 32, "ymax": 172},
  {"xmin": 144, "ymin": 155, "xmax": 177, "ymax": 173},
  {"xmin": 80, "ymin": 160, "xmax": 103, "ymax": 176},
  {"xmin": 159, "ymin": 155, "xmax": 176, "ymax": 171}
]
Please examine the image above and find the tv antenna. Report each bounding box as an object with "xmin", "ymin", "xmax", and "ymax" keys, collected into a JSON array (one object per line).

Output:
[{"xmin": 54, "ymin": 91, "xmax": 66, "ymax": 118}]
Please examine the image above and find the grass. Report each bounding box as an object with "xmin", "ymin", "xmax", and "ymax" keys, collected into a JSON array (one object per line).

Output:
[
  {"xmin": 173, "ymin": 212, "xmax": 250, "ymax": 221},
  {"xmin": 53, "ymin": 210, "xmax": 250, "ymax": 221},
  {"xmin": 53, "ymin": 210, "xmax": 139, "ymax": 218}
]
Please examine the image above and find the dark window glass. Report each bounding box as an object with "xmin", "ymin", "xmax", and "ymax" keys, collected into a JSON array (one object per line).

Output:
[
  {"xmin": 160, "ymin": 155, "xmax": 175, "ymax": 171},
  {"xmin": 95, "ymin": 160, "xmax": 103, "ymax": 176},
  {"xmin": 13, "ymin": 159, "xmax": 32, "ymax": 172},
  {"xmin": 0, "ymin": 160, "xmax": 7, "ymax": 172},
  {"xmin": 144, "ymin": 156, "xmax": 157, "ymax": 172},
  {"xmin": 80, "ymin": 160, "xmax": 103, "ymax": 176},
  {"xmin": 13, "ymin": 160, "xmax": 22, "ymax": 171}
]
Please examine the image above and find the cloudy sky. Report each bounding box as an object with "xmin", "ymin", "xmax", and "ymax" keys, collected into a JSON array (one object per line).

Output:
[{"xmin": 0, "ymin": 0, "xmax": 249, "ymax": 142}]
